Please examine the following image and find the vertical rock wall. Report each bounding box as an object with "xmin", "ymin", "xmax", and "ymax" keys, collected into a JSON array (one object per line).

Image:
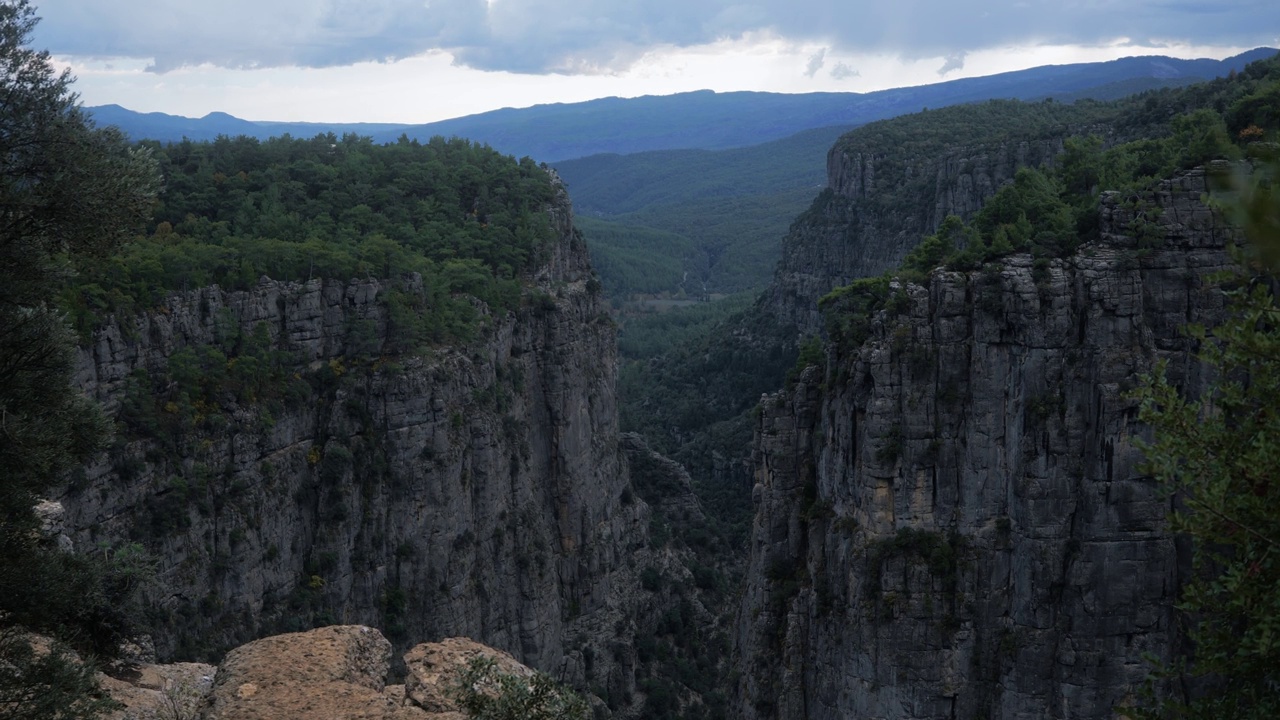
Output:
[
  {"xmin": 736, "ymin": 168, "xmax": 1237, "ymax": 719},
  {"xmin": 765, "ymin": 136, "xmax": 1065, "ymax": 336},
  {"xmin": 62, "ymin": 184, "xmax": 645, "ymax": 702}
]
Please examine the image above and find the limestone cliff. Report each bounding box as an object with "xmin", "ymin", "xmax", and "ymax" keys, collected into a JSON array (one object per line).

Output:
[
  {"xmin": 61, "ymin": 182, "xmax": 645, "ymax": 706},
  {"xmin": 765, "ymin": 133, "xmax": 1064, "ymax": 336},
  {"xmin": 735, "ymin": 168, "xmax": 1236, "ymax": 719}
]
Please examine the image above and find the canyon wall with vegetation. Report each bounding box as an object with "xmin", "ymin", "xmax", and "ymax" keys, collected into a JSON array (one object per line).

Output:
[
  {"xmin": 60, "ymin": 179, "xmax": 650, "ymax": 708},
  {"xmin": 735, "ymin": 167, "xmax": 1236, "ymax": 719},
  {"xmin": 768, "ymin": 130, "xmax": 1064, "ymax": 335}
]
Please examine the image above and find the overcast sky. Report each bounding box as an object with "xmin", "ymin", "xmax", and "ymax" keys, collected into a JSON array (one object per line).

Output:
[{"xmin": 33, "ymin": 0, "xmax": 1280, "ymax": 124}]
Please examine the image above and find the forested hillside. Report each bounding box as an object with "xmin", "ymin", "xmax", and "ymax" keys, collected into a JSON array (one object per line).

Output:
[
  {"xmin": 736, "ymin": 53, "xmax": 1280, "ymax": 720},
  {"xmin": 62, "ymin": 135, "xmax": 559, "ymax": 343},
  {"xmin": 555, "ymin": 125, "xmax": 847, "ymax": 302},
  {"xmin": 618, "ymin": 57, "xmax": 1280, "ymax": 671},
  {"xmin": 554, "ymin": 50, "xmax": 1275, "ymax": 306}
]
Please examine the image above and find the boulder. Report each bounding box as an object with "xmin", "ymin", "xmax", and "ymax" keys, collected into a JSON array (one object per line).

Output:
[
  {"xmin": 201, "ymin": 625, "xmax": 427, "ymax": 720},
  {"xmin": 100, "ymin": 662, "xmax": 215, "ymax": 720},
  {"xmin": 403, "ymin": 637, "xmax": 532, "ymax": 715}
]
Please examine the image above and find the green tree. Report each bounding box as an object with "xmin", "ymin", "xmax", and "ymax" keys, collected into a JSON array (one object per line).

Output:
[
  {"xmin": 1129, "ymin": 157, "xmax": 1280, "ymax": 718},
  {"xmin": 0, "ymin": 1, "xmax": 159, "ymax": 716}
]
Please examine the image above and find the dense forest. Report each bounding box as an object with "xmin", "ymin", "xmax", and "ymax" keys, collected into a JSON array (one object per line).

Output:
[
  {"xmin": 555, "ymin": 126, "xmax": 847, "ymax": 303},
  {"xmin": 610, "ymin": 59, "xmax": 1280, "ymax": 720},
  {"xmin": 629, "ymin": 53, "xmax": 1280, "ymax": 507},
  {"xmin": 62, "ymin": 134, "xmax": 561, "ymax": 345}
]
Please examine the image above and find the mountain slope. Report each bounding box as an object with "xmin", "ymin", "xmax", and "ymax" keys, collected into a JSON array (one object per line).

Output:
[
  {"xmin": 87, "ymin": 50, "xmax": 1275, "ymax": 163},
  {"xmin": 731, "ymin": 53, "xmax": 1280, "ymax": 720},
  {"xmin": 375, "ymin": 50, "xmax": 1274, "ymax": 160},
  {"xmin": 85, "ymin": 104, "xmax": 413, "ymax": 144},
  {"xmin": 555, "ymin": 124, "xmax": 845, "ymax": 214}
]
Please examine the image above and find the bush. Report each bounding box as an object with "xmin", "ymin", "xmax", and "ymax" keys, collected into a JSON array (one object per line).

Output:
[{"xmin": 447, "ymin": 656, "xmax": 589, "ymax": 720}]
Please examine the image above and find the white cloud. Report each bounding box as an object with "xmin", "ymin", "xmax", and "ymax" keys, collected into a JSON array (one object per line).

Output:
[
  {"xmin": 937, "ymin": 51, "xmax": 966, "ymax": 76},
  {"xmin": 830, "ymin": 62, "xmax": 858, "ymax": 80},
  {"xmin": 804, "ymin": 48, "xmax": 825, "ymax": 77},
  {"xmin": 33, "ymin": 0, "xmax": 1279, "ymax": 76}
]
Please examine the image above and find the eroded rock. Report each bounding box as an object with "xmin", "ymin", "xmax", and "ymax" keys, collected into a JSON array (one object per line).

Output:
[
  {"xmin": 201, "ymin": 625, "xmax": 425, "ymax": 720},
  {"xmin": 735, "ymin": 169, "xmax": 1238, "ymax": 719},
  {"xmin": 403, "ymin": 637, "xmax": 532, "ymax": 714}
]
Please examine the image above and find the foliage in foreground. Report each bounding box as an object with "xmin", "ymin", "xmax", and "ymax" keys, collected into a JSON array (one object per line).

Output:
[
  {"xmin": 0, "ymin": 630, "xmax": 119, "ymax": 720},
  {"xmin": 447, "ymin": 656, "xmax": 590, "ymax": 720},
  {"xmin": 0, "ymin": 0, "xmax": 160, "ymax": 717},
  {"xmin": 1126, "ymin": 156, "xmax": 1280, "ymax": 718}
]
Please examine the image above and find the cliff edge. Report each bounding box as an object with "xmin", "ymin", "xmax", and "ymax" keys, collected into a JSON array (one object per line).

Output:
[{"xmin": 735, "ymin": 167, "xmax": 1236, "ymax": 719}]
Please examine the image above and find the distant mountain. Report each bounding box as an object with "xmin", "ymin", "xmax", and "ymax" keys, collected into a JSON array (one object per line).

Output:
[
  {"xmin": 85, "ymin": 104, "xmax": 413, "ymax": 145},
  {"xmin": 88, "ymin": 49, "xmax": 1275, "ymax": 163},
  {"xmin": 552, "ymin": 47, "xmax": 1277, "ymax": 299},
  {"xmin": 385, "ymin": 49, "xmax": 1277, "ymax": 161},
  {"xmin": 556, "ymin": 124, "xmax": 848, "ymax": 214}
]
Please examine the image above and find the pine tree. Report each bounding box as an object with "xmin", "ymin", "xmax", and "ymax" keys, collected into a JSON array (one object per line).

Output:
[
  {"xmin": 1130, "ymin": 154, "xmax": 1280, "ymax": 718},
  {"xmin": 0, "ymin": 1, "xmax": 159, "ymax": 716}
]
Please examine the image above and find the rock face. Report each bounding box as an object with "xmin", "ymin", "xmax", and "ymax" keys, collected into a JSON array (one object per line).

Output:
[
  {"xmin": 101, "ymin": 661, "xmax": 217, "ymax": 720},
  {"xmin": 104, "ymin": 626, "xmax": 541, "ymax": 719},
  {"xmin": 402, "ymin": 636, "xmax": 533, "ymax": 714},
  {"xmin": 735, "ymin": 168, "xmax": 1237, "ymax": 719},
  {"xmin": 202, "ymin": 625, "xmax": 420, "ymax": 720},
  {"xmin": 764, "ymin": 133, "xmax": 1064, "ymax": 336},
  {"xmin": 61, "ymin": 183, "xmax": 647, "ymax": 698},
  {"xmin": 34, "ymin": 499, "xmax": 74, "ymax": 552}
]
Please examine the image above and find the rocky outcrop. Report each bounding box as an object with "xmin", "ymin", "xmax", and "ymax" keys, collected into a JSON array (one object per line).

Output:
[
  {"xmin": 735, "ymin": 168, "xmax": 1237, "ymax": 719},
  {"xmin": 34, "ymin": 499, "xmax": 74, "ymax": 553},
  {"xmin": 101, "ymin": 660, "xmax": 217, "ymax": 720},
  {"xmin": 765, "ymin": 132, "xmax": 1065, "ymax": 336},
  {"xmin": 402, "ymin": 636, "xmax": 533, "ymax": 714},
  {"xmin": 102, "ymin": 626, "xmax": 549, "ymax": 719},
  {"xmin": 61, "ymin": 183, "xmax": 647, "ymax": 703},
  {"xmin": 202, "ymin": 625, "xmax": 421, "ymax": 720}
]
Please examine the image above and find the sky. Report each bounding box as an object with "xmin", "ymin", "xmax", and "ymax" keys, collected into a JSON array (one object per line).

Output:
[{"xmin": 32, "ymin": 0, "xmax": 1280, "ymax": 124}]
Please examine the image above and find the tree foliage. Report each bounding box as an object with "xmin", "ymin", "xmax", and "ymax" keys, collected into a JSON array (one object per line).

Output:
[
  {"xmin": 1126, "ymin": 155, "xmax": 1280, "ymax": 717},
  {"xmin": 0, "ymin": 1, "xmax": 160, "ymax": 716},
  {"xmin": 61, "ymin": 132, "xmax": 557, "ymax": 341},
  {"xmin": 0, "ymin": 629, "xmax": 119, "ymax": 720},
  {"xmin": 0, "ymin": 0, "xmax": 158, "ymax": 499}
]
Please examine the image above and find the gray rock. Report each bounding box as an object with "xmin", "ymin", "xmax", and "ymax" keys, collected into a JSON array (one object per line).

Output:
[
  {"xmin": 61, "ymin": 184, "xmax": 648, "ymax": 711},
  {"xmin": 34, "ymin": 499, "xmax": 75, "ymax": 552},
  {"xmin": 765, "ymin": 135, "xmax": 1065, "ymax": 336},
  {"xmin": 735, "ymin": 168, "xmax": 1237, "ymax": 719}
]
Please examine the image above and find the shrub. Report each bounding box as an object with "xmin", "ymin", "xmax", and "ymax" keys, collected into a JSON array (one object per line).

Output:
[{"xmin": 447, "ymin": 656, "xmax": 589, "ymax": 720}]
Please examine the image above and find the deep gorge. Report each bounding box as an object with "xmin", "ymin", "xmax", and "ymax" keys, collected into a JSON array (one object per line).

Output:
[{"xmin": 34, "ymin": 51, "xmax": 1280, "ymax": 720}]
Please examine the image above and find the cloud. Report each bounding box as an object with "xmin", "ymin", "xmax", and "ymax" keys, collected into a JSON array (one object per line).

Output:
[
  {"xmin": 804, "ymin": 48, "xmax": 826, "ymax": 77},
  {"xmin": 32, "ymin": 0, "xmax": 1279, "ymax": 76},
  {"xmin": 937, "ymin": 51, "xmax": 966, "ymax": 75},
  {"xmin": 830, "ymin": 62, "xmax": 859, "ymax": 80}
]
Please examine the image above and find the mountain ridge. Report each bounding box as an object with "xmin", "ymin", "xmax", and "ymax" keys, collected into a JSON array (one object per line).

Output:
[{"xmin": 87, "ymin": 49, "xmax": 1276, "ymax": 162}]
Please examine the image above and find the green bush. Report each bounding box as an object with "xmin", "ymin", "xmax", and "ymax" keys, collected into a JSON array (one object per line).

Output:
[{"xmin": 447, "ymin": 656, "xmax": 589, "ymax": 720}]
